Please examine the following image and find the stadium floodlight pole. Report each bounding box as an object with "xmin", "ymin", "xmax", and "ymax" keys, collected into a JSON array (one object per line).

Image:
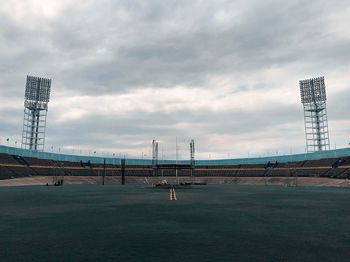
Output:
[
  {"xmin": 175, "ymin": 137, "xmax": 179, "ymax": 183},
  {"xmin": 102, "ymin": 159, "xmax": 106, "ymax": 185},
  {"xmin": 152, "ymin": 139, "xmax": 158, "ymax": 176},
  {"xmin": 21, "ymin": 75, "xmax": 51, "ymax": 151},
  {"xmin": 299, "ymin": 76, "xmax": 330, "ymax": 152},
  {"xmin": 190, "ymin": 139, "xmax": 195, "ymax": 177}
]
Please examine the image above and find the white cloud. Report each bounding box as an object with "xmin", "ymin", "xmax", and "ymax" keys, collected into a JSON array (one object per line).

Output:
[{"xmin": 0, "ymin": 0, "xmax": 73, "ymax": 22}]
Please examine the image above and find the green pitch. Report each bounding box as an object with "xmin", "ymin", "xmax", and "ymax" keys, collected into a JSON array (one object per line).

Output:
[{"xmin": 0, "ymin": 185, "xmax": 350, "ymax": 261}]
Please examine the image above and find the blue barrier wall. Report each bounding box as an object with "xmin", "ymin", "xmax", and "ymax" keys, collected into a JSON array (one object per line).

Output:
[{"xmin": 0, "ymin": 145, "xmax": 349, "ymax": 166}]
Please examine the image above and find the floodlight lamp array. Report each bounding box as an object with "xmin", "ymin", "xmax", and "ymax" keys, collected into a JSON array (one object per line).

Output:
[
  {"xmin": 25, "ymin": 75, "xmax": 51, "ymax": 103},
  {"xmin": 299, "ymin": 76, "xmax": 326, "ymax": 104}
]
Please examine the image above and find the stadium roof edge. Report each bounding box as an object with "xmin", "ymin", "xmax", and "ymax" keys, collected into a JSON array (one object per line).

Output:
[{"xmin": 0, "ymin": 145, "xmax": 349, "ymax": 166}]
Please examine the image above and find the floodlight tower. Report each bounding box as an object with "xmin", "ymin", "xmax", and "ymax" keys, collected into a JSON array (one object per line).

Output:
[
  {"xmin": 299, "ymin": 76, "xmax": 330, "ymax": 152},
  {"xmin": 152, "ymin": 139, "xmax": 159, "ymax": 176},
  {"xmin": 21, "ymin": 75, "xmax": 51, "ymax": 151},
  {"xmin": 190, "ymin": 139, "xmax": 195, "ymax": 177}
]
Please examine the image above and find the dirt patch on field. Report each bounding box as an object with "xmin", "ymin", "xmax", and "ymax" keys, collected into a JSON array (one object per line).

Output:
[{"xmin": 1, "ymin": 176, "xmax": 350, "ymax": 187}]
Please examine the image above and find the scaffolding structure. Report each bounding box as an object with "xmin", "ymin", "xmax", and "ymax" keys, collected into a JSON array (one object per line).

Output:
[
  {"xmin": 152, "ymin": 139, "xmax": 159, "ymax": 176},
  {"xmin": 299, "ymin": 76, "xmax": 330, "ymax": 152},
  {"xmin": 21, "ymin": 76, "xmax": 51, "ymax": 151},
  {"xmin": 190, "ymin": 139, "xmax": 195, "ymax": 177}
]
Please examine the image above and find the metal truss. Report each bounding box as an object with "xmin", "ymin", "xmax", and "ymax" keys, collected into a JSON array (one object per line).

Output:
[
  {"xmin": 300, "ymin": 77, "xmax": 330, "ymax": 152},
  {"xmin": 21, "ymin": 76, "xmax": 51, "ymax": 151}
]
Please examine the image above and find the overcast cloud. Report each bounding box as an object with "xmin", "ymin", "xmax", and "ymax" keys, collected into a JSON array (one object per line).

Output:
[{"xmin": 1, "ymin": 0, "xmax": 350, "ymax": 159}]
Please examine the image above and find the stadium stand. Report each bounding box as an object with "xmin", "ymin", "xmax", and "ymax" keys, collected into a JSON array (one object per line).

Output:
[{"xmin": 1, "ymin": 145, "xmax": 350, "ymax": 184}]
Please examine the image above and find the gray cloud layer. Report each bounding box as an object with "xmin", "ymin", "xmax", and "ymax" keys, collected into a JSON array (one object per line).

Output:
[{"xmin": 1, "ymin": 0, "xmax": 350, "ymax": 159}]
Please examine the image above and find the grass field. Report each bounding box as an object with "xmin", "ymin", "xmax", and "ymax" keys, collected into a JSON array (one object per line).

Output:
[{"xmin": 1, "ymin": 184, "xmax": 350, "ymax": 261}]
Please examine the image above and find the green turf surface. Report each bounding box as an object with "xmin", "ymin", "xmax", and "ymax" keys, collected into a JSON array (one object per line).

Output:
[{"xmin": 0, "ymin": 185, "xmax": 350, "ymax": 262}]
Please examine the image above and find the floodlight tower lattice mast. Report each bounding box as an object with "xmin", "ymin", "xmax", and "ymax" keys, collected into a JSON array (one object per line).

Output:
[
  {"xmin": 299, "ymin": 76, "xmax": 330, "ymax": 152},
  {"xmin": 152, "ymin": 139, "xmax": 159, "ymax": 176},
  {"xmin": 190, "ymin": 139, "xmax": 195, "ymax": 177},
  {"xmin": 21, "ymin": 76, "xmax": 51, "ymax": 151}
]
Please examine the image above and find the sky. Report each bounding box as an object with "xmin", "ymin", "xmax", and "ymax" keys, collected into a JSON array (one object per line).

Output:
[{"xmin": 0, "ymin": 0, "xmax": 350, "ymax": 160}]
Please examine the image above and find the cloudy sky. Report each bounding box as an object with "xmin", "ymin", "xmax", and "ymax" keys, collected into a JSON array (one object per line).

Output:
[{"xmin": 1, "ymin": 0, "xmax": 350, "ymax": 160}]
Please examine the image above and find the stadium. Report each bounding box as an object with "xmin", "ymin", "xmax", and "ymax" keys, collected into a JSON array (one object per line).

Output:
[
  {"xmin": 1, "ymin": 76, "xmax": 349, "ymax": 187},
  {"xmin": 1, "ymin": 76, "xmax": 350, "ymax": 261},
  {"xmin": 1, "ymin": 144, "xmax": 350, "ymax": 261},
  {"xmin": 1, "ymin": 144, "xmax": 350, "ymax": 187},
  {"xmin": 2, "ymin": 1, "xmax": 350, "ymax": 260}
]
